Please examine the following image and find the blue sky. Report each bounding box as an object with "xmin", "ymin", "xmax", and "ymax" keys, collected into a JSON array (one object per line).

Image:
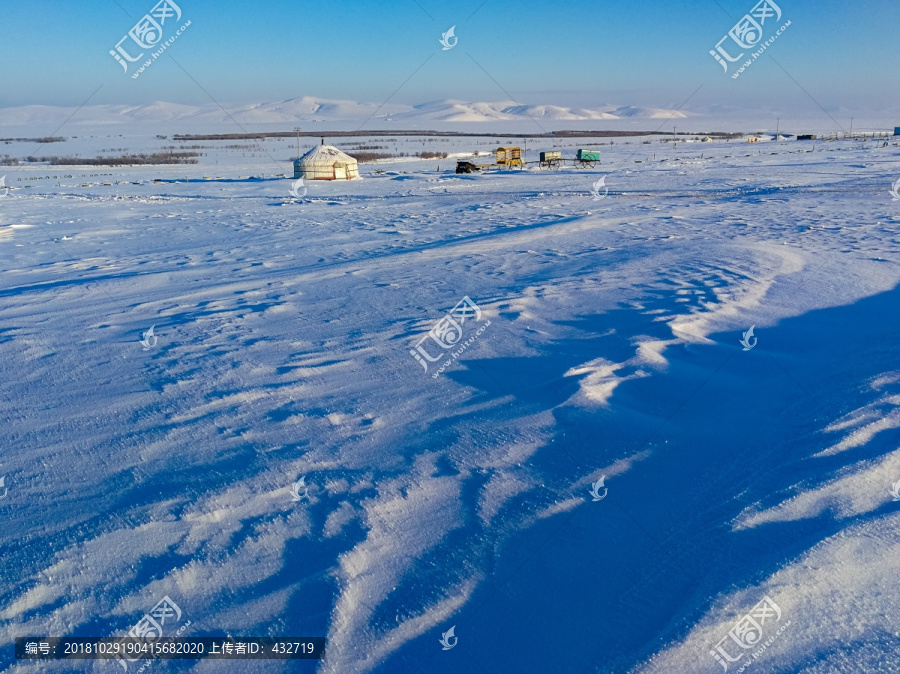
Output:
[{"xmin": 0, "ymin": 0, "xmax": 897, "ymax": 118}]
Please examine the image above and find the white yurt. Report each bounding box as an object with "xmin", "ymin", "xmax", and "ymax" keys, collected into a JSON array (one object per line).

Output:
[{"xmin": 293, "ymin": 141, "xmax": 360, "ymax": 180}]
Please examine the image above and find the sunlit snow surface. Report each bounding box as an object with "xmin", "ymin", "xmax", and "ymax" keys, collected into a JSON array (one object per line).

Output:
[{"xmin": 1, "ymin": 136, "xmax": 900, "ymax": 673}]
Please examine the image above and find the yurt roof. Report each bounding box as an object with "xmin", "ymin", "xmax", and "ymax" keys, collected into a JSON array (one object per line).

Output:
[{"xmin": 297, "ymin": 145, "xmax": 357, "ymax": 164}]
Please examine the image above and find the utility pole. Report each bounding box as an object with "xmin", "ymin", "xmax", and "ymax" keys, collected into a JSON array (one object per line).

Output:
[
  {"xmin": 776, "ymin": 118, "xmax": 780, "ymax": 141},
  {"xmin": 294, "ymin": 126, "xmax": 301, "ymax": 159},
  {"xmin": 850, "ymin": 117, "xmax": 854, "ymax": 139}
]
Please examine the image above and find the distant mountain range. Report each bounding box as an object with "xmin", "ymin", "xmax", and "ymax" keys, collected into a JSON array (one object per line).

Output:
[
  {"xmin": 385, "ymin": 100, "xmax": 688, "ymax": 122},
  {"xmin": 5, "ymin": 97, "xmax": 884, "ymax": 134},
  {"xmin": 0, "ymin": 96, "xmax": 690, "ymax": 129}
]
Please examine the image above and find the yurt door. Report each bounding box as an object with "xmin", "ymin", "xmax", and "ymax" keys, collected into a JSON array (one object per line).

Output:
[{"xmin": 333, "ymin": 163, "xmax": 347, "ymax": 180}]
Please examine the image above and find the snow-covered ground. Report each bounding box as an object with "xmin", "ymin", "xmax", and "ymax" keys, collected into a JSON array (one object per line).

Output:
[{"xmin": 1, "ymin": 134, "xmax": 900, "ymax": 673}]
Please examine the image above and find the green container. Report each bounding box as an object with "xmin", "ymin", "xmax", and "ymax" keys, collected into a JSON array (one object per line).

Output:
[{"xmin": 577, "ymin": 150, "xmax": 601, "ymax": 161}]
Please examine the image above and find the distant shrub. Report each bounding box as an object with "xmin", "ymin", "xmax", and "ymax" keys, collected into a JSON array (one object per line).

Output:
[
  {"xmin": 0, "ymin": 136, "xmax": 65, "ymax": 143},
  {"xmin": 24, "ymin": 151, "xmax": 200, "ymax": 166},
  {"xmin": 419, "ymin": 151, "xmax": 448, "ymax": 159},
  {"xmin": 353, "ymin": 152, "xmax": 398, "ymax": 163}
]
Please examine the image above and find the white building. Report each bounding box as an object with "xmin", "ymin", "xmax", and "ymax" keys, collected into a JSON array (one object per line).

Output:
[{"xmin": 293, "ymin": 143, "xmax": 360, "ymax": 180}]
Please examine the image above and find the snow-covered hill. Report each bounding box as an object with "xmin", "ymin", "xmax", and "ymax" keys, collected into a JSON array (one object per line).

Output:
[{"xmin": 0, "ymin": 96, "xmax": 690, "ymax": 130}]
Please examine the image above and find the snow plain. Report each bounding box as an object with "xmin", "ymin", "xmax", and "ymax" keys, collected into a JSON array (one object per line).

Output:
[{"xmin": 1, "ymin": 133, "xmax": 900, "ymax": 673}]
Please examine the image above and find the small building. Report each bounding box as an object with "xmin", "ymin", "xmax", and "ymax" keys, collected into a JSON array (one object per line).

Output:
[
  {"xmin": 894, "ymin": 127, "xmax": 900, "ymax": 136},
  {"xmin": 797, "ymin": 134, "xmax": 818, "ymax": 141},
  {"xmin": 539, "ymin": 151, "xmax": 561, "ymax": 161},
  {"xmin": 702, "ymin": 137, "xmax": 713, "ymax": 142},
  {"xmin": 294, "ymin": 143, "xmax": 359, "ymax": 180}
]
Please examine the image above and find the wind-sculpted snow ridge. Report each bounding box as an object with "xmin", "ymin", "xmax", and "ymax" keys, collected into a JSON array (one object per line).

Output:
[
  {"xmin": 816, "ymin": 389, "xmax": 900, "ymax": 457},
  {"xmin": 319, "ymin": 457, "xmax": 470, "ymax": 673},
  {"xmin": 635, "ymin": 513, "xmax": 900, "ymax": 674},
  {"xmin": 667, "ymin": 243, "xmax": 806, "ymax": 344},
  {"xmin": 736, "ymin": 370, "xmax": 900, "ymax": 530}
]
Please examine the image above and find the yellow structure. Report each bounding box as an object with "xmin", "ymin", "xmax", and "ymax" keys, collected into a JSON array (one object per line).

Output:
[{"xmin": 496, "ymin": 146, "xmax": 523, "ymax": 168}]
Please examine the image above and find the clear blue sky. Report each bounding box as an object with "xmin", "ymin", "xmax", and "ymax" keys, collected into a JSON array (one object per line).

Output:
[{"xmin": 1, "ymin": 0, "xmax": 897, "ymax": 116}]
